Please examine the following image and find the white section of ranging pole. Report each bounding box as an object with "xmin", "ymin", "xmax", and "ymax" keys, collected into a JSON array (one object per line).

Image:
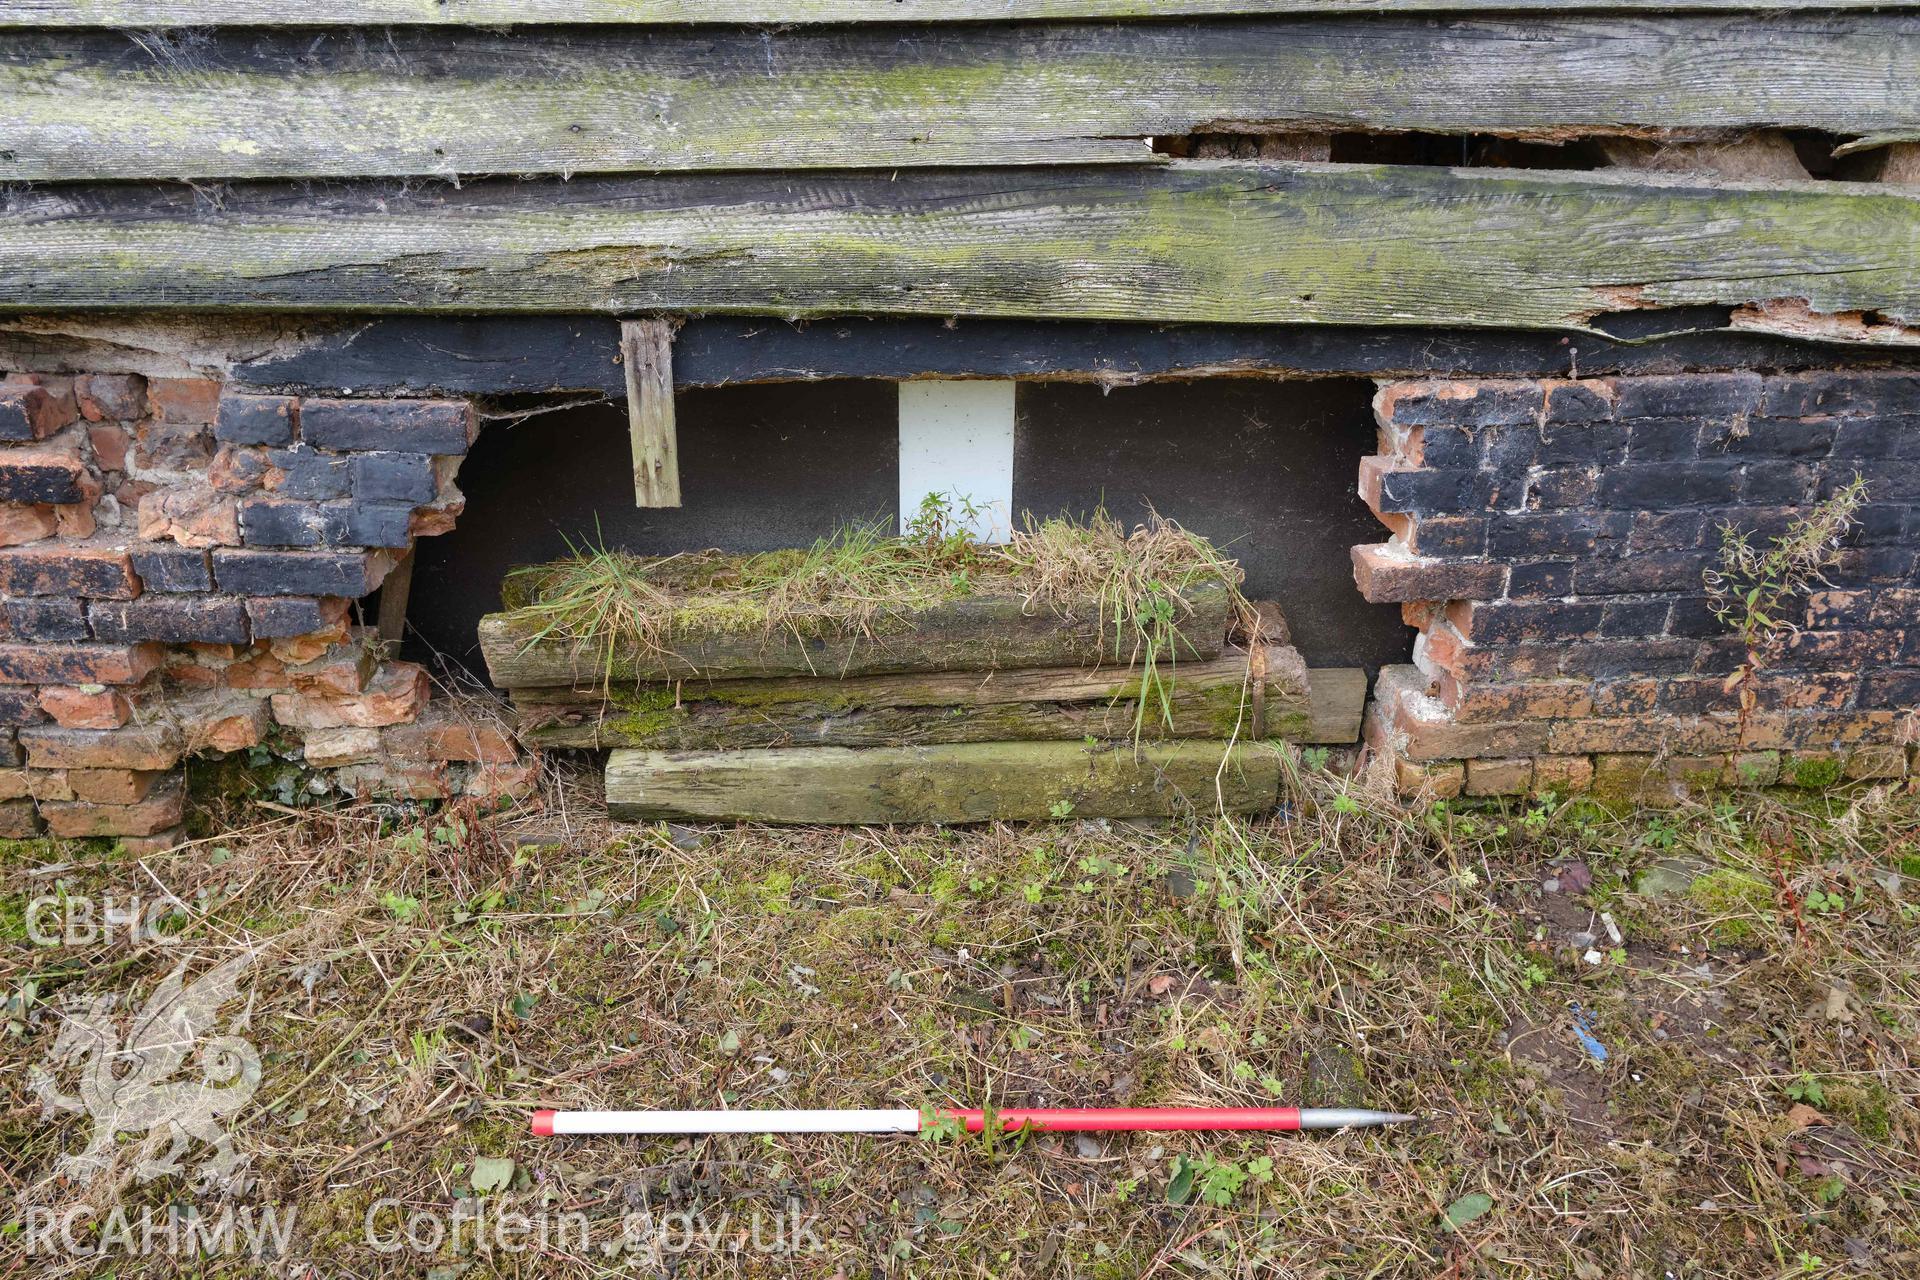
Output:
[
  {"xmin": 541, "ymin": 1109, "xmax": 923, "ymax": 1135},
  {"xmin": 898, "ymin": 379, "xmax": 1016, "ymax": 544}
]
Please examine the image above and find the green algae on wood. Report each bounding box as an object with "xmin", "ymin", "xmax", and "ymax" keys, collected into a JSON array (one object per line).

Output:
[
  {"xmin": 514, "ymin": 647, "xmax": 1364, "ymax": 749},
  {"xmin": 10, "ymin": 19, "xmax": 1920, "ymax": 180},
  {"xmin": 5, "ymin": 165, "xmax": 1916, "ymax": 341},
  {"xmin": 480, "ymin": 582, "xmax": 1233, "ymax": 686},
  {"xmin": 605, "ymin": 739, "xmax": 1290, "ymax": 824}
]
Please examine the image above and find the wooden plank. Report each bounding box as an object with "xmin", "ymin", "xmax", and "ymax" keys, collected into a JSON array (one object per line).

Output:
[
  {"xmin": 605, "ymin": 739, "xmax": 1288, "ymax": 824},
  {"xmin": 376, "ymin": 549, "xmax": 414, "ymax": 644},
  {"xmin": 224, "ymin": 316, "xmax": 1920, "ymax": 399},
  {"xmin": 512, "ymin": 644, "xmax": 1322, "ymax": 749},
  {"xmin": 7, "ymin": 20, "xmax": 1920, "ymax": 180},
  {"xmin": 480, "ymin": 582, "xmax": 1233, "ymax": 686},
  {"xmin": 621, "ymin": 318, "xmax": 680, "ymax": 508},
  {"xmin": 6, "ymin": 0, "xmax": 1902, "ymax": 27},
  {"xmin": 7, "ymin": 166, "xmax": 1916, "ymax": 340},
  {"xmin": 1307, "ymin": 666, "xmax": 1367, "ymax": 745}
]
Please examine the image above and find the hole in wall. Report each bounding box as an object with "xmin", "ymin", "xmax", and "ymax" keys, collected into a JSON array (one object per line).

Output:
[{"xmin": 404, "ymin": 377, "xmax": 1412, "ymax": 686}]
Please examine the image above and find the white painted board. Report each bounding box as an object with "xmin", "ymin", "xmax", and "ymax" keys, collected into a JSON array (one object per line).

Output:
[{"xmin": 898, "ymin": 380, "xmax": 1015, "ymax": 543}]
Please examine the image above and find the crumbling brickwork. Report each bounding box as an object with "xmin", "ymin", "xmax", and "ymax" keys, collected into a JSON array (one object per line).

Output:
[
  {"xmin": 0, "ymin": 371, "xmax": 532, "ymax": 848},
  {"xmin": 1356, "ymin": 372, "xmax": 1919, "ymax": 802}
]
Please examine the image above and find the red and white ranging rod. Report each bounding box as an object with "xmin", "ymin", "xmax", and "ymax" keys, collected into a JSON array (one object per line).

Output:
[{"xmin": 531, "ymin": 1107, "xmax": 1415, "ymax": 1137}]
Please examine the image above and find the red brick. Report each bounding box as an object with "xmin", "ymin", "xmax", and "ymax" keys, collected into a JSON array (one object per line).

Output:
[
  {"xmin": 88, "ymin": 423, "xmax": 132, "ymax": 471},
  {"xmin": 1844, "ymin": 745, "xmax": 1907, "ymax": 780},
  {"xmin": 270, "ymin": 662, "xmax": 429, "ymax": 730},
  {"xmin": 1391, "ymin": 756, "xmax": 1465, "ymax": 799},
  {"xmin": 137, "ymin": 485, "xmax": 241, "ymax": 548},
  {"xmin": 1442, "ymin": 680, "xmax": 1593, "ymax": 724},
  {"xmin": 462, "ymin": 760, "xmax": 539, "ymax": 801},
  {"xmin": 0, "ymin": 767, "xmax": 29, "ymax": 800},
  {"xmin": 146, "ymin": 377, "xmax": 221, "ymax": 425},
  {"xmin": 223, "ymin": 650, "xmax": 290, "ymax": 691},
  {"xmin": 333, "ymin": 758, "xmax": 451, "ymax": 800},
  {"xmin": 0, "ymin": 377, "xmax": 79, "ymax": 441},
  {"xmin": 41, "ymin": 776, "xmax": 185, "ymax": 838},
  {"xmin": 286, "ymin": 645, "xmax": 376, "ymax": 697},
  {"xmin": 0, "ymin": 504, "xmax": 58, "ymax": 548},
  {"xmin": 21, "ymin": 724, "xmax": 182, "ymax": 770},
  {"xmin": 1350, "ymin": 543, "xmax": 1505, "ymax": 604},
  {"xmin": 302, "ymin": 726, "xmax": 381, "ymax": 767},
  {"xmin": 0, "ymin": 544, "xmax": 138, "ymax": 598},
  {"xmin": 67, "ymin": 767, "xmax": 166, "ymax": 805},
  {"xmin": 55, "ymin": 497, "xmax": 98, "ymax": 540},
  {"xmin": 74, "ymin": 374, "xmax": 145, "ymax": 423},
  {"xmin": 175, "ymin": 694, "xmax": 272, "ymax": 754},
  {"xmin": 1533, "ymin": 755, "xmax": 1595, "ymax": 793},
  {"xmin": 387, "ymin": 706, "xmax": 519, "ymax": 764},
  {"xmin": 1465, "ymin": 757, "xmax": 1533, "ymax": 796},
  {"xmin": 28, "ymin": 769, "xmax": 73, "ymax": 802},
  {"xmin": 0, "ymin": 644, "xmax": 163, "ymax": 686},
  {"xmin": 38, "ymin": 686, "xmax": 133, "ymax": 730}
]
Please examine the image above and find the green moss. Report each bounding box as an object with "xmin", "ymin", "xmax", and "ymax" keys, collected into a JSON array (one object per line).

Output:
[
  {"xmin": 1686, "ymin": 868, "xmax": 1775, "ymax": 943},
  {"xmin": 1789, "ymin": 755, "xmax": 1845, "ymax": 789}
]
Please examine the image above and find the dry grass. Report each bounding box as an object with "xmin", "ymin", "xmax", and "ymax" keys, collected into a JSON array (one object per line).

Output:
[
  {"xmin": 4, "ymin": 764, "xmax": 1919, "ymax": 1278},
  {"xmin": 508, "ymin": 505, "xmax": 1244, "ymax": 692}
]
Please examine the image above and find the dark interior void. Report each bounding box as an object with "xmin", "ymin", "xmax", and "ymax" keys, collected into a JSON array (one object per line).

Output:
[
  {"xmin": 405, "ymin": 381, "xmax": 900, "ymax": 675},
  {"xmin": 404, "ymin": 377, "xmax": 1410, "ymax": 682},
  {"xmin": 1014, "ymin": 379, "xmax": 1408, "ymax": 672}
]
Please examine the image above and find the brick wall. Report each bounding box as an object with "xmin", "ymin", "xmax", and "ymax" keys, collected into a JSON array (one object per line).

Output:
[
  {"xmin": 1355, "ymin": 372, "xmax": 1919, "ymax": 803},
  {"xmin": 0, "ymin": 372, "xmax": 531, "ymax": 849}
]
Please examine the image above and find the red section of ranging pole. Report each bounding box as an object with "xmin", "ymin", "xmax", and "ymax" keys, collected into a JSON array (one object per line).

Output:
[{"xmin": 944, "ymin": 1107, "xmax": 1303, "ymax": 1133}]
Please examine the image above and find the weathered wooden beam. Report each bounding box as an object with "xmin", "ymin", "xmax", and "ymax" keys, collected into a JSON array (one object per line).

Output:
[
  {"xmin": 480, "ymin": 583, "xmax": 1233, "ymax": 687},
  {"xmin": 5, "ymin": 0, "xmax": 1903, "ymax": 26},
  {"xmin": 620, "ymin": 318, "xmax": 680, "ymax": 508},
  {"xmin": 376, "ymin": 549, "xmax": 414, "ymax": 644},
  {"xmin": 6, "ymin": 166, "xmax": 1917, "ymax": 341},
  {"xmin": 605, "ymin": 739, "xmax": 1289, "ymax": 824},
  {"xmin": 511, "ymin": 646, "xmax": 1356, "ymax": 749},
  {"xmin": 6, "ymin": 21, "xmax": 1919, "ymax": 180},
  {"xmin": 217, "ymin": 315, "xmax": 1920, "ymax": 399}
]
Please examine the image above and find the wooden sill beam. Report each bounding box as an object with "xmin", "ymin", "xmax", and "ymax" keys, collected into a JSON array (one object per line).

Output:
[
  {"xmin": 3, "ymin": 0, "xmax": 1905, "ymax": 26},
  {"xmin": 5, "ymin": 164, "xmax": 1916, "ymax": 344},
  {"xmin": 5, "ymin": 19, "xmax": 1919, "ymax": 180}
]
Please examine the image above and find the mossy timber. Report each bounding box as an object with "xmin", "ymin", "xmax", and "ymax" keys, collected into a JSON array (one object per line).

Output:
[
  {"xmin": 512, "ymin": 647, "xmax": 1365, "ymax": 749},
  {"xmin": 9, "ymin": 19, "xmax": 1919, "ymax": 181},
  {"xmin": 604, "ymin": 740, "xmax": 1290, "ymax": 824},
  {"xmin": 480, "ymin": 583, "xmax": 1234, "ymax": 687},
  {"xmin": 5, "ymin": 164, "xmax": 1917, "ymax": 342},
  {"xmin": 8, "ymin": 0, "xmax": 1894, "ymax": 25}
]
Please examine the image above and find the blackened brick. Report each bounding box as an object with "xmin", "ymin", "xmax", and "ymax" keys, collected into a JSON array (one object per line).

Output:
[
  {"xmin": 1868, "ymin": 459, "xmax": 1920, "ymax": 502},
  {"xmin": 1666, "ymin": 596, "xmax": 1727, "ymax": 639},
  {"xmin": 1408, "ymin": 515, "xmax": 1486, "ymax": 558},
  {"xmin": 89, "ymin": 596, "xmax": 249, "ymax": 645},
  {"xmin": 1713, "ymin": 417, "xmax": 1835, "ymax": 459},
  {"xmin": 1863, "ymin": 669, "xmax": 1920, "ymax": 706},
  {"xmin": 300, "ymin": 398, "xmax": 473, "ymax": 455},
  {"xmin": 0, "ymin": 691, "xmax": 45, "ymax": 728},
  {"xmin": 1412, "ymin": 426, "xmax": 1477, "ymax": 469},
  {"xmin": 214, "ymin": 549, "xmax": 383, "ymax": 598},
  {"xmin": 0, "ymin": 643, "xmax": 162, "ymax": 685},
  {"xmin": 1629, "ymin": 510, "xmax": 1707, "ymax": 553},
  {"xmin": 1455, "ymin": 600, "xmax": 1605, "ymax": 645},
  {"xmin": 1562, "ymin": 638, "xmax": 1700, "ymax": 679},
  {"xmin": 1544, "ymin": 381, "xmax": 1613, "ymax": 423},
  {"xmin": 1596, "ymin": 463, "xmax": 1740, "ymax": 508},
  {"xmin": 130, "ymin": 545, "xmax": 212, "ymax": 593},
  {"xmin": 0, "ymin": 380, "xmax": 78, "ymax": 442},
  {"xmin": 1526, "ymin": 468, "xmax": 1596, "ymax": 510},
  {"xmin": 1383, "ymin": 381, "xmax": 1543, "ymax": 426},
  {"xmin": 1489, "ymin": 512, "xmax": 1630, "ymax": 559},
  {"xmin": 239, "ymin": 499, "xmax": 329, "ymax": 548},
  {"xmin": 1626, "ymin": 419, "xmax": 1702, "ymax": 463},
  {"xmin": 1615, "ymin": 373, "xmax": 1761, "ymax": 419},
  {"xmin": 1760, "ymin": 372, "xmax": 1920, "ymax": 418},
  {"xmin": 1740, "ymin": 461, "xmax": 1815, "ymax": 504},
  {"xmin": 1377, "ymin": 468, "xmax": 1490, "ymax": 514},
  {"xmin": 4, "ymin": 597, "xmax": 88, "ymax": 642},
  {"xmin": 215, "ymin": 394, "xmax": 296, "ymax": 446},
  {"xmin": 1830, "ymin": 418, "xmax": 1911, "ymax": 460},
  {"xmin": 0, "ymin": 546, "xmax": 138, "ymax": 599},
  {"xmin": 1600, "ymin": 599, "xmax": 1672, "ymax": 638},
  {"xmin": 245, "ymin": 595, "xmax": 349, "ymax": 638},
  {"xmin": 267, "ymin": 447, "xmax": 350, "ymax": 500},
  {"xmin": 336, "ymin": 503, "xmax": 413, "ymax": 549},
  {"xmin": 1575, "ymin": 554, "xmax": 1700, "ymax": 595},
  {"xmin": 1505, "ymin": 561, "xmax": 1575, "ymax": 598},
  {"xmin": 1855, "ymin": 504, "xmax": 1909, "ymax": 545},
  {"xmin": 0, "ymin": 449, "xmax": 89, "ymax": 504}
]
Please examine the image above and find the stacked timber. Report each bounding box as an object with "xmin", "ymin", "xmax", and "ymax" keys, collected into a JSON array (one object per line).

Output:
[{"xmin": 480, "ymin": 568, "xmax": 1366, "ymax": 825}]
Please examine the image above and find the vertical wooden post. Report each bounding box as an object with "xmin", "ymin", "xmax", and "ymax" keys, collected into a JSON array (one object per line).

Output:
[
  {"xmin": 377, "ymin": 549, "xmax": 414, "ymax": 644},
  {"xmin": 621, "ymin": 317, "xmax": 681, "ymax": 508}
]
